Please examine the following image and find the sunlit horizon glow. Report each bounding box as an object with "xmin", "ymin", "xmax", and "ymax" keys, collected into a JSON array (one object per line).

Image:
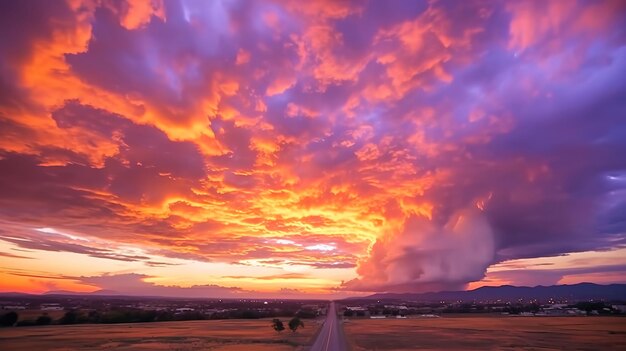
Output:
[{"xmin": 1, "ymin": 0, "xmax": 625, "ymax": 299}]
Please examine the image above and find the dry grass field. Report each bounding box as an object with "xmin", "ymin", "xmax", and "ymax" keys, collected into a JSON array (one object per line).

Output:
[
  {"xmin": 344, "ymin": 316, "xmax": 626, "ymax": 350},
  {"xmin": 0, "ymin": 319, "xmax": 319, "ymax": 350}
]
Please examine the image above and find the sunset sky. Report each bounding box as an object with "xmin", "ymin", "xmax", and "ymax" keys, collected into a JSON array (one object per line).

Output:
[{"xmin": 1, "ymin": 0, "xmax": 625, "ymax": 299}]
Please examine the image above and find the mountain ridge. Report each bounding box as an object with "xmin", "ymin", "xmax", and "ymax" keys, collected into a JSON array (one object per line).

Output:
[
  {"xmin": 345, "ymin": 282, "xmax": 626, "ymax": 302},
  {"xmin": 0, "ymin": 282, "xmax": 624, "ymax": 301}
]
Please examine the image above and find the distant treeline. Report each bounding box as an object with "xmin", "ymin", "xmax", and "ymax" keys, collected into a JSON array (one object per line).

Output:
[
  {"xmin": 1, "ymin": 306, "xmax": 319, "ymax": 327},
  {"xmin": 343, "ymin": 301, "xmax": 623, "ymax": 317}
]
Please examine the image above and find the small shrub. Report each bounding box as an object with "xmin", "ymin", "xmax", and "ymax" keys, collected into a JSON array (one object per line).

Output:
[
  {"xmin": 288, "ymin": 317, "xmax": 304, "ymax": 332},
  {"xmin": 0, "ymin": 311, "xmax": 18, "ymax": 327},
  {"xmin": 271, "ymin": 318, "xmax": 285, "ymax": 332},
  {"xmin": 36, "ymin": 314, "xmax": 52, "ymax": 325}
]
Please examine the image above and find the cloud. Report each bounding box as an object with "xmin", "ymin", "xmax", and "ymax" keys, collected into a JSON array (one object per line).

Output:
[
  {"xmin": 222, "ymin": 273, "xmax": 310, "ymax": 281},
  {"xmin": 482, "ymin": 264, "xmax": 626, "ymax": 287},
  {"xmin": 0, "ymin": 225, "xmax": 152, "ymax": 263},
  {"xmin": 506, "ymin": 0, "xmax": 626, "ymax": 53},
  {"xmin": 345, "ymin": 208, "xmax": 495, "ymax": 292},
  {"xmin": 0, "ymin": 251, "xmax": 34, "ymax": 260},
  {"xmin": 104, "ymin": 0, "xmax": 166, "ymax": 30},
  {"xmin": 0, "ymin": 0, "xmax": 625, "ymax": 295},
  {"xmin": 77, "ymin": 273, "xmax": 246, "ymax": 298},
  {"xmin": 6, "ymin": 271, "xmax": 72, "ymax": 281},
  {"xmin": 71, "ymin": 272, "xmax": 338, "ymax": 298}
]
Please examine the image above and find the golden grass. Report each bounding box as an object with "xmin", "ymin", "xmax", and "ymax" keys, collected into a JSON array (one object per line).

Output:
[
  {"xmin": 344, "ymin": 316, "xmax": 626, "ymax": 350},
  {"xmin": 0, "ymin": 318, "xmax": 319, "ymax": 350}
]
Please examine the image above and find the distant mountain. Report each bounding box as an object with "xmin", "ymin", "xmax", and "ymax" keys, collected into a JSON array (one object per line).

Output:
[
  {"xmin": 43, "ymin": 290, "xmax": 89, "ymax": 295},
  {"xmin": 348, "ymin": 283, "xmax": 626, "ymax": 302}
]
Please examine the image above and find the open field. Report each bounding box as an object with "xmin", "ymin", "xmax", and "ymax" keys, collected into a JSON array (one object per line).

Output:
[
  {"xmin": 0, "ymin": 319, "xmax": 319, "ymax": 350},
  {"xmin": 344, "ymin": 316, "xmax": 626, "ymax": 350}
]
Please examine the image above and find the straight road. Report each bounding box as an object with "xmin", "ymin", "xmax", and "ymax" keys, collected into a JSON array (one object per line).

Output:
[{"xmin": 310, "ymin": 301, "xmax": 347, "ymax": 351}]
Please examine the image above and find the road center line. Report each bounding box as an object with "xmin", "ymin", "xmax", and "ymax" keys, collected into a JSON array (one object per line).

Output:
[{"xmin": 324, "ymin": 309, "xmax": 334, "ymax": 351}]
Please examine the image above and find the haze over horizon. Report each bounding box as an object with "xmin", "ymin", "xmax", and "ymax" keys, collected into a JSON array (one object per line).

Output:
[{"xmin": 1, "ymin": 0, "xmax": 625, "ymax": 299}]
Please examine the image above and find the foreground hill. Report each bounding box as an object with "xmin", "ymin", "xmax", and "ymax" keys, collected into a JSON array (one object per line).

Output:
[{"xmin": 350, "ymin": 283, "xmax": 626, "ymax": 302}]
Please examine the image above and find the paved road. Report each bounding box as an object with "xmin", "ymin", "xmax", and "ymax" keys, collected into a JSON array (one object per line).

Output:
[{"xmin": 310, "ymin": 301, "xmax": 347, "ymax": 351}]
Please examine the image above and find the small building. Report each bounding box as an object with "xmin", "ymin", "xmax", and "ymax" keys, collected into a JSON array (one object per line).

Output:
[
  {"xmin": 41, "ymin": 303, "xmax": 63, "ymax": 311},
  {"xmin": 612, "ymin": 305, "xmax": 626, "ymax": 313},
  {"xmin": 346, "ymin": 306, "xmax": 368, "ymax": 312},
  {"xmin": 175, "ymin": 307, "xmax": 195, "ymax": 313}
]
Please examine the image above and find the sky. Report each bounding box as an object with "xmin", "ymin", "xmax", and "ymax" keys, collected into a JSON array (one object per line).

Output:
[{"xmin": 0, "ymin": 0, "xmax": 625, "ymax": 299}]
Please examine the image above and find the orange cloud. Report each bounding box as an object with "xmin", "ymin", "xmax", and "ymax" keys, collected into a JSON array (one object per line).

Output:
[{"xmin": 1, "ymin": 0, "xmax": 624, "ymax": 297}]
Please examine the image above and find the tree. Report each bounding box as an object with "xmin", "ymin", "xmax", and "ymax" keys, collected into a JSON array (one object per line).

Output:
[
  {"xmin": 60, "ymin": 310, "xmax": 78, "ymax": 324},
  {"xmin": 1, "ymin": 311, "xmax": 18, "ymax": 327},
  {"xmin": 288, "ymin": 317, "xmax": 304, "ymax": 333},
  {"xmin": 271, "ymin": 318, "xmax": 285, "ymax": 332},
  {"xmin": 36, "ymin": 314, "xmax": 52, "ymax": 325}
]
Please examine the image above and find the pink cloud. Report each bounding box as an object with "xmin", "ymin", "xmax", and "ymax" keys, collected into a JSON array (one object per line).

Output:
[{"xmin": 0, "ymin": 0, "xmax": 625, "ymax": 296}]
